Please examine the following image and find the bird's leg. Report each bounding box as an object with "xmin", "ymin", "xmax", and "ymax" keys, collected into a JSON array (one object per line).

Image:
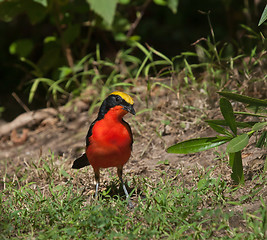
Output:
[
  {"xmin": 117, "ymin": 166, "xmax": 133, "ymax": 208},
  {"xmin": 94, "ymin": 168, "xmax": 100, "ymax": 198},
  {"xmin": 117, "ymin": 166, "xmax": 129, "ymax": 198}
]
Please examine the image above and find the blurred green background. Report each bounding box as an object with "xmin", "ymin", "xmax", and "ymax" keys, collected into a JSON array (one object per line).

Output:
[{"xmin": 0, "ymin": 0, "xmax": 266, "ymax": 121}]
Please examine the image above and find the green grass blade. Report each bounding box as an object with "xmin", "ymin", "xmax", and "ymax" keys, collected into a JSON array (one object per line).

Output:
[
  {"xmin": 29, "ymin": 78, "xmax": 54, "ymax": 103},
  {"xmin": 234, "ymin": 111, "xmax": 267, "ymax": 118},
  {"xmin": 29, "ymin": 78, "xmax": 41, "ymax": 103},
  {"xmin": 226, "ymin": 133, "xmax": 249, "ymax": 153},
  {"xmin": 255, "ymin": 131, "xmax": 267, "ymax": 148},
  {"xmin": 220, "ymin": 98, "xmax": 237, "ymax": 135},
  {"xmin": 218, "ymin": 92, "xmax": 267, "ymax": 107},
  {"xmin": 147, "ymin": 45, "xmax": 173, "ymax": 65},
  {"xmin": 151, "ymin": 82, "xmax": 176, "ymax": 93},
  {"xmin": 167, "ymin": 137, "xmax": 229, "ymax": 154},
  {"xmin": 133, "ymin": 41, "xmax": 153, "ymax": 61},
  {"xmin": 144, "ymin": 60, "xmax": 170, "ymax": 77},
  {"xmin": 135, "ymin": 52, "xmax": 152, "ymax": 81}
]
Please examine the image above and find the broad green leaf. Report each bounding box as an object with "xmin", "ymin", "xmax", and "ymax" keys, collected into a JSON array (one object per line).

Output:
[
  {"xmin": 226, "ymin": 133, "xmax": 249, "ymax": 153},
  {"xmin": 33, "ymin": 0, "xmax": 47, "ymax": 7},
  {"xmin": 218, "ymin": 91, "xmax": 267, "ymax": 107},
  {"xmin": 252, "ymin": 122, "xmax": 267, "ymax": 131},
  {"xmin": 87, "ymin": 0, "xmax": 117, "ymax": 26},
  {"xmin": 24, "ymin": 0, "xmax": 47, "ymax": 24},
  {"xmin": 229, "ymin": 152, "xmax": 234, "ymax": 167},
  {"xmin": 167, "ymin": 137, "xmax": 229, "ymax": 154},
  {"xmin": 167, "ymin": 0, "xmax": 179, "ymax": 14},
  {"xmin": 0, "ymin": 1, "xmax": 22, "ymax": 22},
  {"xmin": 230, "ymin": 151, "xmax": 244, "ymax": 184},
  {"xmin": 63, "ymin": 24, "xmax": 80, "ymax": 44},
  {"xmin": 205, "ymin": 120, "xmax": 257, "ymax": 128},
  {"xmin": 206, "ymin": 122, "xmax": 233, "ymax": 136},
  {"xmin": 220, "ymin": 98, "xmax": 237, "ymax": 135},
  {"xmin": 38, "ymin": 42, "xmax": 61, "ymax": 73},
  {"xmin": 9, "ymin": 39, "xmax": 34, "ymax": 58},
  {"xmin": 258, "ymin": 4, "xmax": 267, "ymax": 26}
]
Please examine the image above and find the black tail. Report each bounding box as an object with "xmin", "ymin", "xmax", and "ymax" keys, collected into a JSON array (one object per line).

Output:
[{"xmin": 72, "ymin": 153, "xmax": 90, "ymax": 169}]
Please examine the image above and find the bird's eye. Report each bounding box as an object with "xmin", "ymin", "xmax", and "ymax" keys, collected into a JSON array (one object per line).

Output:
[{"xmin": 115, "ymin": 96, "xmax": 121, "ymax": 102}]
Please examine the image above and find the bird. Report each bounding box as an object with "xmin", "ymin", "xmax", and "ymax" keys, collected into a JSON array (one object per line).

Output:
[{"xmin": 72, "ymin": 91, "xmax": 135, "ymax": 202}]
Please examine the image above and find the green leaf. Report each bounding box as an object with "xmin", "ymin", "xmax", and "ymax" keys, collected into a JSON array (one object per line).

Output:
[
  {"xmin": 167, "ymin": 137, "xmax": 229, "ymax": 154},
  {"xmin": 9, "ymin": 39, "xmax": 34, "ymax": 58},
  {"xmin": 24, "ymin": 0, "xmax": 47, "ymax": 24},
  {"xmin": 218, "ymin": 91, "xmax": 267, "ymax": 107},
  {"xmin": 220, "ymin": 98, "xmax": 237, "ymax": 135},
  {"xmin": 229, "ymin": 152, "xmax": 234, "ymax": 168},
  {"xmin": 230, "ymin": 151, "xmax": 244, "ymax": 184},
  {"xmin": 0, "ymin": 1, "xmax": 22, "ymax": 22},
  {"xmin": 258, "ymin": 4, "xmax": 267, "ymax": 26},
  {"xmin": 63, "ymin": 24, "xmax": 80, "ymax": 44},
  {"xmin": 255, "ymin": 131, "xmax": 267, "ymax": 148},
  {"xmin": 33, "ymin": 0, "xmax": 48, "ymax": 7},
  {"xmin": 148, "ymin": 45, "xmax": 173, "ymax": 65},
  {"xmin": 226, "ymin": 133, "xmax": 249, "ymax": 153},
  {"xmin": 87, "ymin": 0, "xmax": 117, "ymax": 26},
  {"xmin": 234, "ymin": 111, "xmax": 267, "ymax": 118},
  {"xmin": 152, "ymin": 82, "xmax": 176, "ymax": 93},
  {"xmin": 167, "ymin": 0, "xmax": 179, "ymax": 14},
  {"xmin": 29, "ymin": 78, "xmax": 54, "ymax": 103},
  {"xmin": 205, "ymin": 120, "xmax": 257, "ymax": 128},
  {"xmin": 60, "ymin": 169, "xmax": 70, "ymax": 179},
  {"xmin": 154, "ymin": 0, "xmax": 167, "ymax": 6},
  {"xmin": 252, "ymin": 122, "xmax": 267, "ymax": 131},
  {"xmin": 206, "ymin": 122, "xmax": 233, "ymax": 136}
]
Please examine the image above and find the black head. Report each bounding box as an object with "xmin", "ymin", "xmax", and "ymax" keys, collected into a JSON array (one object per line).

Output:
[{"xmin": 97, "ymin": 91, "xmax": 135, "ymax": 119}]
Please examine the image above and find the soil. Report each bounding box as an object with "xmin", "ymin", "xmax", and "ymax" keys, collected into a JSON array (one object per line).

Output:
[{"xmin": 0, "ymin": 85, "xmax": 266, "ymax": 233}]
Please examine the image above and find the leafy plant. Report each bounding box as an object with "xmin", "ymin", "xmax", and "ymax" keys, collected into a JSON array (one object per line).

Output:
[
  {"xmin": 258, "ymin": 4, "xmax": 267, "ymax": 26},
  {"xmin": 0, "ymin": 0, "xmax": 179, "ymax": 105},
  {"xmin": 167, "ymin": 92, "xmax": 267, "ymax": 184}
]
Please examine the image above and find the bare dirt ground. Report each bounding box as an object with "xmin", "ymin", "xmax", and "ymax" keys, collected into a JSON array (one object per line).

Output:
[{"xmin": 0, "ymin": 85, "xmax": 266, "ymax": 231}]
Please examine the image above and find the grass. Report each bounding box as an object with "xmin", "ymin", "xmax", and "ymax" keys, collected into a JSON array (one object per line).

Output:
[{"xmin": 1, "ymin": 155, "xmax": 267, "ymax": 239}]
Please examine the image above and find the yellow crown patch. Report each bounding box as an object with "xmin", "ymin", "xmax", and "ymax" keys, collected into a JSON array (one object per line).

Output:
[{"xmin": 110, "ymin": 91, "xmax": 134, "ymax": 105}]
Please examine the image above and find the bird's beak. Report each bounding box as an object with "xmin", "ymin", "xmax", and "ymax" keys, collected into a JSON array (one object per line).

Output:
[{"xmin": 123, "ymin": 105, "xmax": 136, "ymax": 115}]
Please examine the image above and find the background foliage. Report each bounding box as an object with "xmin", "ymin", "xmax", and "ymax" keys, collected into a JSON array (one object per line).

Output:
[{"xmin": 0, "ymin": 0, "xmax": 266, "ymax": 120}]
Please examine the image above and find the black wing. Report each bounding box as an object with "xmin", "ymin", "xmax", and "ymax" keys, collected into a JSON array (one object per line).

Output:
[
  {"xmin": 72, "ymin": 119, "xmax": 97, "ymax": 169},
  {"xmin": 122, "ymin": 119, "xmax": 134, "ymax": 149},
  {"xmin": 85, "ymin": 119, "xmax": 97, "ymax": 147}
]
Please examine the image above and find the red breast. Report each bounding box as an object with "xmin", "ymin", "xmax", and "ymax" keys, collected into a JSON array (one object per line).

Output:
[{"xmin": 86, "ymin": 106, "xmax": 132, "ymax": 169}]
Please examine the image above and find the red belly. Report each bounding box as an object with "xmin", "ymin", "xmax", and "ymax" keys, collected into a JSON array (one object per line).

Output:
[{"xmin": 86, "ymin": 119, "xmax": 132, "ymax": 169}]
